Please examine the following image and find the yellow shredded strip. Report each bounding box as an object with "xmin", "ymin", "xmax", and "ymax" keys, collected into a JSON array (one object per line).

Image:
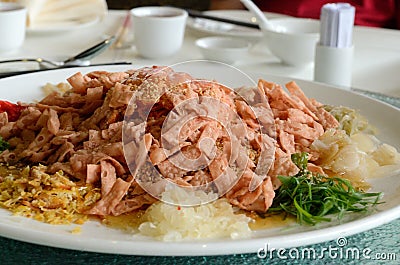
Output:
[{"xmin": 0, "ymin": 164, "xmax": 100, "ymax": 225}]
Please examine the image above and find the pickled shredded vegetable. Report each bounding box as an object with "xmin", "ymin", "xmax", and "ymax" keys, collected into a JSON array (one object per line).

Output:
[{"xmin": 324, "ymin": 105, "xmax": 376, "ymax": 136}]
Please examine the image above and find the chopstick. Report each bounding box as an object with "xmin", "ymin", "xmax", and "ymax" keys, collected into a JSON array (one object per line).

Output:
[
  {"xmin": 187, "ymin": 9, "xmax": 260, "ymax": 29},
  {"xmin": 0, "ymin": 62, "xmax": 132, "ymax": 78}
]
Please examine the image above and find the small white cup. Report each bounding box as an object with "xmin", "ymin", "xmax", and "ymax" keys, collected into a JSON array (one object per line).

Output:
[
  {"xmin": 130, "ymin": 6, "xmax": 187, "ymax": 59},
  {"xmin": 0, "ymin": 2, "xmax": 27, "ymax": 53},
  {"xmin": 262, "ymin": 18, "xmax": 320, "ymax": 66}
]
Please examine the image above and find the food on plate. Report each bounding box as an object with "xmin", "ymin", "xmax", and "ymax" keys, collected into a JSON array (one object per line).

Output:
[
  {"xmin": 323, "ymin": 105, "xmax": 376, "ymax": 136},
  {"xmin": 0, "ymin": 164, "xmax": 98, "ymax": 224},
  {"xmin": 0, "ymin": 100, "xmax": 25, "ymax": 122},
  {"xmin": 312, "ymin": 128, "xmax": 400, "ymax": 184},
  {"xmin": 0, "ymin": 66, "xmax": 397, "ymax": 240},
  {"xmin": 268, "ymin": 152, "xmax": 381, "ymax": 225},
  {"xmin": 0, "ymin": 137, "xmax": 9, "ymax": 152},
  {"xmin": 138, "ymin": 186, "xmax": 252, "ymax": 240}
]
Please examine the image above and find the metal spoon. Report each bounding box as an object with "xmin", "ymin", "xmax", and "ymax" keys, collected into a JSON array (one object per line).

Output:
[{"xmin": 0, "ymin": 36, "xmax": 115, "ymax": 69}]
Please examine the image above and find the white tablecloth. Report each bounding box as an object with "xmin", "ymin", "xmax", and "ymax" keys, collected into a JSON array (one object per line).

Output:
[{"xmin": 1, "ymin": 10, "xmax": 400, "ymax": 97}]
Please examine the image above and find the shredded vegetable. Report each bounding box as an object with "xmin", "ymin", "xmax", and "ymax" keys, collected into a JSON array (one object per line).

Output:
[
  {"xmin": 324, "ymin": 105, "xmax": 376, "ymax": 136},
  {"xmin": 0, "ymin": 137, "xmax": 9, "ymax": 152},
  {"xmin": 267, "ymin": 152, "xmax": 382, "ymax": 225}
]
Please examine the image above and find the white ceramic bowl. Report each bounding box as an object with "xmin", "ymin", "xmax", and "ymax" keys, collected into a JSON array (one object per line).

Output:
[
  {"xmin": 195, "ymin": 36, "xmax": 251, "ymax": 64},
  {"xmin": 262, "ymin": 18, "xmax": 320, "ymax": 66}
]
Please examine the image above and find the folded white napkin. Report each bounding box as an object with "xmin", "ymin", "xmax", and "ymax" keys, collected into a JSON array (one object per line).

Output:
[
  {"xmin": 320, "ymin": 3, "xmax": 355, "ymax": 48},
  {"xmin": 16, "ymin": 0, "xmax": 107, "ymax": 29}
]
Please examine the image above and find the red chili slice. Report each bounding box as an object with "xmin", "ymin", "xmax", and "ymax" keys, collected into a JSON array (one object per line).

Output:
[{"xmin": 0, "ymin": 100, "xmax": 25, "ymax": 122}]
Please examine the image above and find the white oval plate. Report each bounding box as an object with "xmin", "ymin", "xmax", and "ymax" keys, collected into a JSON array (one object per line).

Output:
[{"xmin": 0, "ymin": 64, "xmax": 399, "ymax": 256}]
